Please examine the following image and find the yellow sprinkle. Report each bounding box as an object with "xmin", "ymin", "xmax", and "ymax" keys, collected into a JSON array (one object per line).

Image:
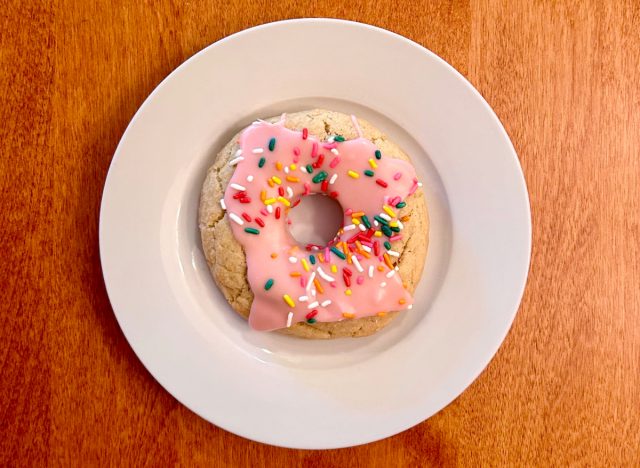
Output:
[
  {"xmin": 264, "ymin": 198, "xmax": 277, "ymax": 205},
  {"xmin": 290, "ymin": 164, "xmax": 297, "ymax": 170},
  {"xmin": 267, "ymin": 179, "xmax": 275, "ymax": 187},
  {"xmin": 377, "ymin": 312, "xmax": 387, "ymax": 317},
  {"xmin": 347, "ymin": 170, "xmax": 359, "ymax": 179},
  {"xmin": 272, "ymin": 176, "xmax": 282, "ymax": 184},
  {"xmin": 286, "ymin": 176, "xmax": 300, "ymax": 183},
  {"xmin": 368, "ymin": 158, "xmax": 378, "ymax": 169},
  {"xmin": 330, "ymin": 264, "xmax": 337, "ymax": 273},
  {"xmin": 383, "ymin": 205, "xmax": 396, "ymax": 217},
  {"xmin": 275, "ymin": 161, "xmax": 283, "ymax": 170},
  {"xmin": 342, "ymin": 312, "xmax": 355, "ymax": 319},
  {"xmin": 283, "ymin": 294, "xmax": 295, "ymax": 307},
  {"xmin": 352, "ymin": 217, "xmax": 360, "ymax": 225},
  {"xmin": 389, "ymin": 221, "xmax": 399, "ymax": 228},
  {"xmin": 398, "ymin": 298, "xmax": 406, "ymax": 305},
  {"xmin": 345, "ymin": 289, "xmax": 352, "ymax": 296},
  {"xmin": 301, "ymin": 258, "xmax": 310, "ymax": 272},
  {"xmin": 270, "ymin": 253, "xmax": 278, "ymax": 259},
  {"xmin": 374, "ymin": 231, "xmax": 383, "ymax": 237},
  {"xmin": 277, "ymin": 196, "xmax": 291, "ymax": 207},
  {"xmin": 260, "ymin": 190, "xmax": 266, "ymax": 201},
  {"xmin": 290, "ymin": 272, "xmax": 301, "ymax": 277},
  {"xmin": 314, "ymin": 278, "xmax": 324, "ymax": 293}
]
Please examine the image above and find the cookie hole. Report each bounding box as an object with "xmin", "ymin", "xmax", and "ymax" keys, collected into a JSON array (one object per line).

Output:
[{"xmin": 287, "ymin": 194, "xmax": 343, "ymax": 247}]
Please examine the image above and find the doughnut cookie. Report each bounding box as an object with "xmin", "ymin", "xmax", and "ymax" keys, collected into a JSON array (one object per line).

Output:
[{"xmin": 199, "ymin": 109, "xmax": 429, "ymax": 339}]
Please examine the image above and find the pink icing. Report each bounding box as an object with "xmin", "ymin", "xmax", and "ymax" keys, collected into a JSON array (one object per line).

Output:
[{"xmin": 222, "ymin": 120, "xmax": 419, "ymax": 331}]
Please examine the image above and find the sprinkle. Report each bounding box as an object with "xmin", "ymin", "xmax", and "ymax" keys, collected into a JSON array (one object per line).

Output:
[
  {"xmin": 376, "ymin": 179, "xmax": 388, "ymax": 188},
  {"xmin": 306, "ymin": 310, "xmax": 317, "ymax": 320},
  {"xmin": 329, "ymin": 191, "xmax": 339, "ymax": 198},
  {"xmin": 290, "ymin": 272, "xmax": 301, "ymax": 277},
  {"xmin": 270, "ymin": 253, "xmax": 278, "ymax": 259},
  {"xmin": 229, "ymin": 156, "xmax": 244, "ymax": 166},
  {"xmin": 229, "ymin": 213, "xmax": 244, "ymax": 225},
  {"xmin": 408, "ymin": 304, "xmax": 413, "ymax": 310},
  {"xmin": 301, "ymin": 258, "xmax": 310, "ymax": 272},
  {"xmin": 271, "ymin": 176, "xmax": 282, "ymax": 185},
  {"xmin": 286, "ymin": 186, "xmax": 294, "ymax": 198},
  {"xmin": 364, "ymin": 169, "xmax": 374, "ymax": 177},
  {"xmin": 387, "ymin": 250, "xmax": 400, "ymax": 257},
  {"xmin": 312, "ymin": 171, "xmax": 328, "ymax": 183},
  {"xmin": 393, "ymin": 172, "xmax": 402, "ymax": 180},
  {"xmin": 252, "ymin": 147, "xmax": 264, "ymax": 154},
  {"xmin": 302, "ymin": 128, "xmax": 308, "ymax": 139},
  {"xmin": 246, "ymin": 175, "xmax": 254, "ymax": 182},
  {"xmin": 377, "ymin": 312, "xmax": 387, "ymax": 317},
  {"xmin": 345, "ymin": 289, "xmax": 352, "ymax": 295},
  {"xmin": 342, "ymin": 312, "xmax": 355, "ymax": 319},
  {"xmin": 330, "ymin": 264, "xmax": 338, "ymax": 273},
  {"xmin": 347, "ymin": 170, "xmax": 359, "ymax": 179},
  {"xmin": 266, "ymin": 204, "xmax": 273, "ymax": 214},
  {"xmin": 396, "ymin": 201, "xmax": 406, "ymax": 208},
  {"xmin": 334, "ymin": 135, "xmax": 345, "ymax": 142},
  {"xmin": 275, "ymin": 206, "xmax": 281, "ymax": 219},
  {"xmin": 381, "ymin": 281, "xmax": 387, "ymax": 287},
  {"xmin": 383, "ymin": 205, "xmax": 396, "ymax": 217},
  {"xmin": 264, "ymin": 198, "xmax": 276, "ymax": 205},
  {"xmin": 356, "ymin": 276, "xmax": 364, "ymax": 285},
  {"xmin": 381, "ymin": 225, "xmax": 393, "ymax": 237},
  {"xmin": 352, "ymin": 256, "xmax": 364, "ymax": 273},
  {"xmin": 241, "ymin": 212, "xmax": 252, "ymax": 222},
  {"xmin": 386, "ymin": 269, "xmax": 396, "ymax": 278},
  {"xmin": 289, "ymin": 256, "xmax": 298, "ymax": 263},
  {"xmin": 306, "ymin": 164, "xmax": 314, "ymax": 174},
  {"xmin": 307, "ymin": 301, "xmax": 319, "ymax": 309},
  {"xmin": 311, "ymin": 142, "xmax": 318, "ymax": 157},
  {"xmin": 361, "ymin": 215, "xmax": 371, "ymax": 228},
  {"xmin": 330, "ymin": 148, "xmax": 339, "ymax": 155},
  {"xmin": 299, "ymin": 295, "xmax": 308, "ymax": 302},
  {"xmin": 317, "ymin": 267, "xmax": 335, "ymax": 282},
  {"xmin": 283, "ymin": 294, "xmax": 295, "ymax": 307},
  {"xmin": 368, "ymin": 159, "xmax": 378, "ymax": 169},
  {"xmin": 258, "ymin": 157, "xmax": 266, "ymax": 167},
  {"xmin": 275, "ymin": 161, "xmax": 283, "ymax": 171},
  {"xmin": 374, "ymin": 231, "xmax": 382, "ymax": 237},
  {"xmin": 255, "ymin": 217, "xmax": 265, "ymax": 227},
  {"xmin": 399, "ymin": 298, "xmax": 406, "ymax": 305},
  {"xmin": 374, "ymin": 215, "xmax": 388, "ymax": 225},
  {"xmin": 329, "ymin": 157, "xmax": 340, "ymax": 168},
  {"xmin": 383, "ymin": 253, "xmax": 394, "ymax": 269},
  {"xmin": 268, "ymin": 137, "xmax": 276, "ymax": 151},
  {"xmin": 343, "ymin": 224, "xmax": 356, "ymax": 231},
  {"xmin": 358, "ymin": 224, "xmax": 366, "ymax": 231},
  {"xmin": 368, "ymin": 265, "xmax": 374, "ymax": 278},
  {"xmin": 264, "ymin": 279, "xmax": 274, "ymax": 290},
  {"xmin": 219, "ymin": 198, "xmax": 226, "ymax": 210},
  {"xmin": 244, "ymin": 227, "xmax": 260, "ymax": 235},
  {"xmin": 277, "ymin": 196, "xmax": 290, "ymax": 207},
  {"xmin": 352, "ymin": 217, "xmax": 360, "ymax": 225},
  {"xmin": 286, "ymin": 312, "xmax": 293, "ymax": 327},
  {"xmin": 374, "ymin": 149, "xmax": 382, "ymax": 159},
  {"xmin": 321, "ymin": 299, "xmax": 332, "ymax": 307},
  {"xmin": 284, "ymin": 166, "xmax": 289, "ymax": 174},
  {"xmin": 303, "ymin": 183, "xmax": 310, "ymax": 195},
  {"xmin": 384, "ymin": 241, "xmax": 392, "ymax": 250},
  {"xmin": 309, "ymin": 255, "xmax": 316, "ymax": 265},
  {"xmin": 330, "ymin": 246, "xmax": 346, "ymax": 260},
  {"xmin": 235, "ymin": 149, "xmax": 243, "ymax": 157},
  {"xmin": 314, "ymin": 278, "xmax": 324, "ymax": 293},
  {"xmin": 230, "ymin": 183, "xmax": 246, "ymax": 191},
  {"xmin": 286, "ymin": 176, "xmax": 300, "ymax": 183}
]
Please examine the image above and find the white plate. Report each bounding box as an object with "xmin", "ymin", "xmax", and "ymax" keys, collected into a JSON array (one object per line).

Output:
[{"xmin": 100, "ymin": 19, "xmax": 531, "ymax": 449}]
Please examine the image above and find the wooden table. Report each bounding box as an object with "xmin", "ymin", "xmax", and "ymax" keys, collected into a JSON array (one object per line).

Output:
[{"xmin": 2, "ymin": 1, "xmax": 639, "ymax": 465}]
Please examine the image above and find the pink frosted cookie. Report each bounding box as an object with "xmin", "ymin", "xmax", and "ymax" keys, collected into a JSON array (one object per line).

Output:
[{"xmin": 199, "ymin": 109, "xmax": 428, "ymax": 339}]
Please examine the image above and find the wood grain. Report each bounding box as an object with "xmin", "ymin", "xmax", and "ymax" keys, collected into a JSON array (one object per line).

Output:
[{"xmin": 1, "ymin": 0, "xmax": 639, "ymax": 465}]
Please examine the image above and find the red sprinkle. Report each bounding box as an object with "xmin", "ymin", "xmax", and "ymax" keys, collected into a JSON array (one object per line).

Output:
[
  {"xmin": 315, "ymin": 154, "xmax": 325, "ymax": 168},
  {"xmin": 329, "ymin": 157, "xmax": 340, "ymax": 168},
  {"xmin": 343, "ymin": 267, "xmax": 353, "ymax": 276},
  {"xmin": 278, "ymin": 186, "xmax": 285, "ymax": 196},
  {"xmin": 311, "ymin": 142, "xmax": 318, "ymax": 158},
  {"xmin": 255, "ymin": 217, "xmax": 265, "ymax": 227},
  {"xmin": 241, "ymin": 212, "xmax": 252, "ymax": 222},
  {"xmin": 343, "ymin": 272, "xmax": 351, "ymax": 287},
  {"xmin": 233, "ymin": 191, "xmax": 247, "ymax": 199},
  {"xmin": 347, "ymin": 232, "xmax": 361, "ymax": 243},
  {"xmin": 293, "ymin": 147, "xmax": 301, "ymax": 156},
  {"xmin": 306, "ymin": 310, "xmax": 318, "ymax": 320},
  {"xmin": 374, "ymin": 241, "xmax": 380, "ymax": 256},
  {"xmin": 239, "ymin": 197, "xmax": 251, "ymax": 203},
  {"xmin": 300, "ymin": 277, "xmax": 306, "ymax": 288},
  {"xmin": 292, "ymin": 199, "xmax": 301, "ymax": 208},
  {"xmin": 275, "ymin": 207, "xmax": 281, "ymax": 219},
  {"xmin": 329, "ymin": 191, "xmax": 339, "ymax": 198},
  {"xmin": 321, "ymin": 179, "xmax": 329, "ymax": 192},
  {"xmin": 302, "ymin": 128, "xmax": 308, "ymax": 140},
  {"xmin": 376, "ymin": 179, "xmax": 388, "ymax": 188},
  {"xmin": 345, "ymin": 208, "xmax": 353, "ymax": 216}
]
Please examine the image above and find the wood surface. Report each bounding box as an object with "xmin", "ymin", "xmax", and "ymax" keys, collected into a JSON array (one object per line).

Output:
[{"xmin": 1, "ymin": 0, "xmax": 639, "ymax": 465}]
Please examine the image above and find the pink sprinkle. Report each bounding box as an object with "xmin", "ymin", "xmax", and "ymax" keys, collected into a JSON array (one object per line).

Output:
[
  {"xmin": 322, "ymin": 142, "xmax": 337, "ymax": 149},
  {"xmin": 300, "ymin": 276, "xmax": 307, "ymax": 288},
  {"xmin": 345, "ymin": 208, "xmax": 353, "ymax": 216},
  {"xmin": 389, "ymin": 234, "xmax": 403, "ymax": 242},
  {"xmin": 378, "ymin": 255, "xmax": 384, "ymax": 261},
  {"xmin": 408, "ymin": 182, "xmax": 418, "ymax": 195},
  {"xmin": 330, "ymin": 282, "xmax": 337, "ymax": 288},
  {"xmin": 390, "ymin": 196, "xmax": 401, "ymax": 206},
  {"xmin": 288, "ymin": 219, "xmax": 292, "ymax": 224},
  {"xmin": 356, "ymin": 276, "xmax": 364, "ymax": 285},
  {"xmin": 293, "ymin": 147, "xmax": 301, "ymax": 156},
  {"xmin": 260, "ymin": 208, "xmax": 269, "ymax": 216},
  {"xmin": 293, "ymin": 154, "xmax": 300, "ymax": 163},
  {"xmin": 329, "ymin": 157, "xmax": 340, "ymax": 168},
  {"xmin": 311, "ymin": 142, "xmax": 318, "ymax": 158},
  {"xmin": 303, "ymin": 182, "xmax": 310, "ymax": 195},
  {"xmin": 325, "ymin": 247, "xmax": 330, "ymax": 262},
  {"xmin": 393, "ymin": 172, "xmax": 402, "ymax": 180},
  {"xmin": 360, "ymin": 240, "xmax": 373, "ymax": 247}
]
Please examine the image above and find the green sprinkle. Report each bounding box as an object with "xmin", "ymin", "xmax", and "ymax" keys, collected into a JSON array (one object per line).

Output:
[
  {"xmin": 244, "ymin": 227, "xmax": 260, "ymax": 235},
  {"xmin": 312, "ymin": 171, "xmax": 328, "ymax": 183},
  {"xmin": 381, "ymin": 225, "xmax": 393, "ymax": 237},
  {"xmin": 374, "ymin": 215, "xmax": 389, "ymax": 225},
  {"xmin": 307, "ymin": 318, "xmax": 317, "ymax": 324},
  {"xmin": 334, "ymin": 135, "xmax": 345, "ymax": 142},
  {"xmin": 396, "ymin": 201, "xmax": 406, "ymax": 208},
  {"xmin": 309, "ymin": 255, "xmax": 316, "ymax": 265},
  {"xmin": 330, "ymin": 246, "xmax": 346, "ymax": 260},
  {"xmin": 306, "ymin": 164, "xmax": 314, "ymax": 174},
  {"xmin": 375, "ymin": 150, "xmax": 382, "ymax": 159},
  {"xmin": 384, "ymin": 241, "xmax": 392, "ymax": 250},
  {"xmin": 390, "ymin": 225, "xmax": 401, "ymax": 232},
  {"xmin": 264, "ymin": 279, "xmax": 274, "ymax": 290},
  {"xmin": 364, "ymin": 169, "xmax": 375, "ymax": 177},
  {"xmin": 361, "ymin": 215, "xmax": 371, "ymax": 229},
  {"xmin": 268, "ymin": 137, "xmax": 276, "ymax": 151},
  {"xmin": 258, "ymin": 157, "xmax": 266, "ymax": 168}
]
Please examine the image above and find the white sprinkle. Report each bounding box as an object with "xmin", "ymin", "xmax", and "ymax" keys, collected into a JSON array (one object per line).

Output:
[
  {"xmin": 229, "ymin": 213, "xmax": 244, "ymax": 225},
  {"xmin": 306, "ymin": 272, "xmax": 316, "ymax": 291},
  {"xmin": 230, "ymin": 183, "xmax": 246, "ymax": 191},
  {"xmin": 343, "ymin": 224, "xmax": 356, "ymax": 231},
  {"xmin": 252, "ymin": 147, "xmax": 264, "ymax": 154},
  {"xmin": 266, "ymin": 204, "xmax": 274, "ymax": 213},
  {"xmin": 395, "ymin": 266, "xmax": 399, "ymax": 271},
  {"xmin": 317, "ymin": 267, "xmax": 335, "ymax": 282},
  {"xmin": 235, "ymin": 149, "xmax": 243, "ymax": 157},
  {"xmin": 329, "ymin": 173, "xmax": 338, "ymax": 184},
  {"xmin": 352, "ymin": 256, "xmax": 364, "ymax": 273},
  {"xmin": 284, "ymin": 166, "xmax": 290, "ymax": 174},
  {"xmin": 387, "ymin": 250, "xmax": 400, "ymax": 257},
  {"xmin": 311, "ymin": 289, "xmax": 316, "ymax": 296},
  {"xmin": 288, "ymin": 256, "xmax": 298, "ymax": 263},
  {"xmin": 408, "ymin": 304, "xmax": 413, "ymax": 310},
  {"xmin": 374, "ymin": 220, "xmax": 379, "ymax": 227},
  {"xmin": 379, "ymin": 213, "xmax": 391, "ymax": 221},
  {"xmin": 327, "ymin": 135, "xmax": 335, "ymax": 143},
  {"xmin": 359, "ymin": 224, "xmax": 366, "ymax": 231},
  {"xmin": 310, "ymin": 246, "xmax": 320, "ymax": 251},
  {"xmin": 298, "ymin": 295, "xmax": 308, "ymax": 302},
  {"xmin": 368, "ymin": 265, "xmax": 374, "ymax": 278},
  {"xmin": 307, "ymin": 301, "xmax": 319, "ymax": 309},
  {"xmin": 418, "ymin": 182, "xmax": 423, "ymax": 187},
  {"xmin": 381, "ymin": 281, "xmax": 387, "ymax": 288},
  {"xmin": 361, "ymin": 245, "xmax": 372, "ymax": 253},
  {"xmin": 228, "ymin": 156, "xmax": 244, "ymax": 166},
  {"xmin": 386, "ymin": 269, "xmax": 396, "ymax": 278},
  {"xmin": 321, "ymin": 300, "xmax": 332, "ymax": 307},
  {"xmin": 300, "ymin": 166, "xmax": 307, "ymax": 173},
  {"xmin": 397, "ymin": 221, "xmax": 404, "ymax": 230},
  {"xmin": 246, "ymin": 175, "xmax": 254, "ymax": 182},
  {"xmin": 286, "ymin": 312, "xmax": 293, "ymax": 327},
  {"xmin": 286, "ymin": 186, "xmax": 294, "ymax": 198},
  {"xmin": 219, "ymin": 198, "xmax": 226, "ymax": 210},
  {"xmin": 330, "ymin": 148, "xmax": 339, "ymax": 155}
]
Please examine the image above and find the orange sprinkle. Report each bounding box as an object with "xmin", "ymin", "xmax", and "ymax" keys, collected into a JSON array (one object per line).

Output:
[
  {"xmin": 317, "ymin": 253, "xmax": 324, "ymax": 263},
  {"xmin": 260, "ymin": 190, "xmax": 267, "ymax": 201},
  {"xmin": 289, "ymin": 245, "xmax": 299, "ymax": 254},
  {"xmin": 360, "ymin": 250, "xmax": 371, "ymax": 259},
  {"xmin": 290, "ymin": 272, "xmax": 301, "ymax": 277},
  {"xmin": 383, "ymin": 253, "xmax": 394, "ymax": 270},
  {"xmin": 377, "ymin": 265, "xmax": 385, "ymax": 271},
  {"xmin": 314, "ymin": 278, "xmax": 324, "ymax": 294},
  {"xmin": 267, "ymin": 179, "xmax": 275, "ymax": 188},
  {"xmin": 398, "ymin": 298, "xmax": 406, "ymax": 305},
  {"xmin": 342, "ymin": 312, "xmax": 355, "ymax": 319},
  {"xmin": 355, "ymin": 240, "xmax": 364, "ymax": 253},
  {"xmin": 285, "ymin": 207, "xmax": 291, "ymax": 214},
  {"xmin": 342, "ymin": 243, "xmax": 350, "ymax": 256},
  {"xmin": 270, "ymin": 253, "xmax": 278, "ymax": 259},
  {"xmin": 377, "ymin": 312, "xmax": 387, "ymax": 317},
  {"xmin": 351, "ymin": 211, "xmax": 365, "ymax": 217},
  {"xmin": 403, "ymin": 282, "xmax": 408, "ymax": 288},
  {"xmin": 286, "ymin": 176, "xmax": 300, "ymax": 183},
  {"xmin": 401, "ymin": 215, "xmax": 410, "ymax": 222},
  {"xmin": 275, "ymin": 161, "xmax": 283, "ymax": 170}
]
